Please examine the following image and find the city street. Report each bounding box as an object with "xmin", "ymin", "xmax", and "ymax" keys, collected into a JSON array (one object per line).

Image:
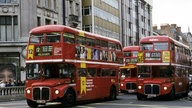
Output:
[{"xmin": 0, "ymin": 93, "xmax": 192, "ymax": 108}]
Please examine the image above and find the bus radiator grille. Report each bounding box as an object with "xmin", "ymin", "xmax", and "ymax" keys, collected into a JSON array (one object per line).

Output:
[
  {"xmin": 144, "ymin": 84, "xmax": 160, "ymax": 95},
  {"xmin": 33, "ymin": 87, "xmax": 50, "ymax": 101},
  {"xmin": 126, "ymin": 83, "xmax": 136, "ymax": 90}
]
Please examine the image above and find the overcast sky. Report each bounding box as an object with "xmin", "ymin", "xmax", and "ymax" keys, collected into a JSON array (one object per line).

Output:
[{"xmin": 152, "ymin": 0, "xmax": 192, "ymax": 32}]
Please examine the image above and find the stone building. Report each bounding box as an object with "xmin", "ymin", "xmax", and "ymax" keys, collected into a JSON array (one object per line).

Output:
[
  {"xmin": 0, "ymin": 0, "xmax": 81, "ymax": 82},
  {"xmin": 82, "ymin": 0, "xmax": 121, "ymax": 41},
  {"xmin": 121, "ymin": 0, "xmax": 153, "ymax": 46}
]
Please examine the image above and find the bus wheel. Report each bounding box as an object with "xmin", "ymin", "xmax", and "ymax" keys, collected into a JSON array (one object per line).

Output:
[
  {"xmin": 167, "ymin": 87, "xmax": 175, "ymax": 100},
  {"xmin": 61, "ymin": 90, "xmax": 75, "ymax": 107},
  {"xmin": 109, "ymin": 86, "xmax": 116, "ymax": 100},
  {"xmin": 26, "ymin": 99, "xmax": 38, "ymax": 108},
  {"xmin": 137, "ymin": 93, "xmax": 146, "ymax": 100}
]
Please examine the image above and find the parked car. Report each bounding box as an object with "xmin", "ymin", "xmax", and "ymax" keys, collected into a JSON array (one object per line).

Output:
[{"xmin": 189, "ymin": 74, "xmax": 192, "ymax": 90}]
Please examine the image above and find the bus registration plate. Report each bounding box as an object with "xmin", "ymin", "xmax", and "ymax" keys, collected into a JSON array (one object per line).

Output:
[
  {"xmin": 147, "ymin": 94, "xmax": 157, "ymax": 97},
  {"xmin": 37, "ymin": 100, "xmax": 46, "ymax": 104}
]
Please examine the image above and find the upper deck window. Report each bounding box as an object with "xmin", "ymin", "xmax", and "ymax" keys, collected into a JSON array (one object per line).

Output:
[
  {"xmin": 109, "ymin": 42, "xmax": 116, "ymax": 50},
  {"xmin": 46, "ymin": 33, "xmax": 61, "ymax": 43},
  {"xmin": 64, "ymin": 33, "xmax": 75, "ymax": 44},
  {"xmin": 124, "ymin": 51, "xmax": 131, "ymax": 57},
  {"xmin": 30, "ymin": 34, "xmax": 44, "ymax": 44},
  {"xmin": 76, "ymin": 36, "xmax": 86, "ymax": 45},
  {"xmin": 101, "ymin": 40, "xmax": 108, "ymax": 49},
  {"xmin": 132, "ymin": 51, "xmax": 138, "ymax": 57},
  {"xmin": 141, "ymin": 44, "xmax": 153, "ymax": 50},
  {"xmin": 154, "ymin": 42, "xmax": 168, "ymax": 50}
]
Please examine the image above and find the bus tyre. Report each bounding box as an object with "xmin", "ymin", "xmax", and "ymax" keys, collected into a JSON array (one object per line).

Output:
[
  {"xmin": 61, "ymin": 90, "xmax": 75, "ymax": 107},
  {"xmin": 137, "ymin": 93, "xmax": 146, "ymax": 100},
  {"xmin": 167, "ymin": 87, "xmax": 175, "ymax": 100},
  {"xmin": 109, "ymin": 86, "xmax": 117, "ymax": 100},
  {"xmin": 26, "ymin": 99, "xmax": 38, "ymax": 108}
]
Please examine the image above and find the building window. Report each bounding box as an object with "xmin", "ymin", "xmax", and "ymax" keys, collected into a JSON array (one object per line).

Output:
[
  {"xmin": 53, "ymin": 0, "xmax": 56, "ymax": 10},
  {"xmin": 129, "ymin": 22, "xmax": 132, "ymax": 29},
  {"xmin": 45, "ymin": 0, "xmax": 51, "ymax": 8},
  {"xmin": 82, "ymin": 6, "xmax": 91, "ymax": 16},
  {"xmin": 0, "ymin": 16, "xmax": 18, "ymax": 41},
  {"xmin": 37, "ymin": 0, "xmax": 40, "ymax": 5},
  {"xmin": 0, "ymin": 0, "xmax": 12, "ymax": 3},
  {"xmin": 45, "ymin": 19, "xmax": 51, "ymax": 25},
  {"xmin": 75, "ymin": 3, "xmax": 79, "ymax": 15},
  {"xmin": 83, "ymin": 25, "xmax": 92, "ymax": 32},
  {"xmin": 128, "ymin": 7, "xmax": 131, "ymax": 14},
  {"xmin": 37, "ymin": 17, "xmax": 41, "ymax": 26}
]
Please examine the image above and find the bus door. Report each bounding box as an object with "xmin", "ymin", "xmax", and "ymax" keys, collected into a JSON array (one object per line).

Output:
[
  {"xmin": 77, "ymin": 68, "xmax": 98, "ymax": 100},
  {"xmin": 174, "ymin": 67, "xmax": 184, "ymax": 93}
]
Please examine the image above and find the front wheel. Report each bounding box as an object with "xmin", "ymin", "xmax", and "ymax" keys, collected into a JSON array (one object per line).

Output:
[
  {"xmin": 109, "ymin": 86, "xmax": 117, "ymax": 100},
  {"xmin": 137, "ymin": 93, "xmax": 147, "ymax": 100},
  {"xmin": 26, "ymin": 99, "xmax": 38, "ymax": 108},
  {"xmin": 61, "ymin": 90, "xmax": 75, "ymax": 107}
]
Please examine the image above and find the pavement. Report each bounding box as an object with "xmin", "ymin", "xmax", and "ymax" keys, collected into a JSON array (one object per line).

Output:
[
  {"xmin": 0, "ymin": 91, "xmax": 192, "ymax": 102},
  {"xmin": 0, "ymin": 94, "xmax": 25, "ymax": 102}
]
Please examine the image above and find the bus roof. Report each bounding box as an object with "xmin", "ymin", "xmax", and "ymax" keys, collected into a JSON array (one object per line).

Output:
[
  {"xmin": 139, "ymin": 35, "xmax": 189, "ymax": 49},
  {"xmin": 123, "ymin": 46, "xmax": 140, "ymax": 52},
  {"xmin": 29, "ymin": 25, "xmax": 121, "ymax": 44}
]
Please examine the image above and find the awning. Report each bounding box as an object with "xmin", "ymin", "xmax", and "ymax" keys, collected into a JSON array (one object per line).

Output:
[{"xmin": 120, "ymin": 65, "xmax": 136, "ymax": 69}]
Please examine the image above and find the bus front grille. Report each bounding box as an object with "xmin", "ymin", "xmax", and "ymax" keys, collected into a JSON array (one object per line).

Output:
[
  {"xmin": 33, "ymin": 87, "xmax": 50, "ymax": 101},
  {"xmin": 144, "ymin": 84, "xmax": 160, "ymax": 95},
  {"xmin": 126, "ymin": 83, "xmax": 136, "ymax": 90}
]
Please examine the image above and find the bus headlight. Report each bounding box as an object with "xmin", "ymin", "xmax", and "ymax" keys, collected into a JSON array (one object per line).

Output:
[
  {"xmin": 138, "ymin": 85, "xmax": 142, "ymax": 89},
  {"xmin": 26, "ymin": 89, "xmax": 31, "ymax": 94},
  {"xmin": 121, "ymin": 83, "xmax": 124, "ymax": 86},
  {"xmin": 163, "ymin": 87, "xmax": 167, "ymax": 90},
  {"xmin": 55, "ymin": 90, "xmax": 59, "ymax": 94}
]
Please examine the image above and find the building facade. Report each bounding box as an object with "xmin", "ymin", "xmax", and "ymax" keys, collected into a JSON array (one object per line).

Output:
[
  {"xmin": 0, "ymin": 0, "xmax": 81, "ymax": 83},
  {"xmin": 121, "ymin": 0, "xmax": 153, "ymax": 46},
  {"xmin": 82, "ymin": 0, "xmax": 121, "ymax": 41}
]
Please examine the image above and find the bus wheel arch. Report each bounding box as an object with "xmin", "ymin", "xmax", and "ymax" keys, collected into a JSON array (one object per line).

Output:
[
  {"xmin": 61, "ymin": 87, "xmax": 76, "ymax": 107},
  {"xmin": 137, "ymin": 93, "xmax": 147, "ymax": 100},
  {"xmin": 109, "ymin": 85, "xmax": 117, "ymax": 100},
  {"xmin": 26, "ymin": 99, "xmax": 39, "ymax": 108},
  {"xmin": 167, "ymin": 85, "xmax": 175, "ymax": 100}
]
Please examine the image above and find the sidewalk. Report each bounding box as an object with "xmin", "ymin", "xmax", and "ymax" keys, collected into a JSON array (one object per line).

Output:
[{"xmin": 0, "ymin": 94, "xmax": 25, "ymax": 102}]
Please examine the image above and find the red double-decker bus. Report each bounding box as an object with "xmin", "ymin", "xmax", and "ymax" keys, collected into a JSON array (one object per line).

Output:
[
  {"xmin": 136, "ymin": 36, "xmax": 191, "ymax": 100},
  {"xmin": 25, "ymin": 25, "xmax": 123, "ymax": 107},
  {"xmin": 120, "ymin": 46, "xmax": 139, "ymax": 93}
]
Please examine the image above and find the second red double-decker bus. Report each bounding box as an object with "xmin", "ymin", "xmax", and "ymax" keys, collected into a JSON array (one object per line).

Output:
[
  {"xmin": 136, "ymin": 36, "xmax": 191, "ymax": 100},
  {"xmin": 120, "ymin": 46, "xmax": 139, "ymax": 93},
  {"xmin": 25, "ymin": 25, "xmax": 124, "ymax": 107}
]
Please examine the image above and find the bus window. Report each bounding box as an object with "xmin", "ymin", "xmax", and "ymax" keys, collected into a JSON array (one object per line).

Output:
[
  {"xmin": 154, "ymin": 42, "xmax": 168, "ymax": 50},
  {"xmin": 110, "ymin": 69, "xmax": 116, "ymax": 76},
  {"xmin": 87, "ymin": 68, "xmax": 96, "ymax": 77},
  {"xmin": 95, "ymin": 39, "xmax": 100, "ymax": 47},
  {"xmin": 109, "ymin": 42, "xmax": 115, "ymax": 50},
  {"xmin": 124, "ymin": 51, "xmax": 131, "ymax": 57},
  {"xmin": 121, "ymin": 69, "xmax": 130, "ymax": 78},
  {"xmin": 46, "ymin": 33, "xmax": 61, "ymax": 43},
  {"xmin": 132, "ymin": 51, "xmax": 138, "ymax": 57},
  {"xmin": 102, "ymin": 69, "xmax": 109, "ymax": 76},
  {"xmin": 97, "ymin": 68, "xmax": 101, "ymax": 77},
  {"xmin": 141, "ymin": 43, "xmax": 153, "ymax": 50},
  {"xmin": 138, "ymin": 66, "xmax": 150, "ymax": 78},
  {"xmin": 116, "ymin": 44, "xmax": 122, "ymax": 51},
  {"xmin": 78, "ymin": 68, "xmax": 86, "ymax": 77},
  {"xmin": 76, "ymin": 36, "xmax": 86, "ymax": 45},
  {"xmin": 64, "ymin": 33, "xmax": 75, "ymax": 44},
  {"xmin": 101, "ymin": 40, "xmax": 108, "ymax": 49},
  {"xmin": 30, "ymin": 34, "xmax": 44, "ymax": 44},
  {"xmin": 86, "ymin": 38, "xmax": 95, "ymax": 46}
]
